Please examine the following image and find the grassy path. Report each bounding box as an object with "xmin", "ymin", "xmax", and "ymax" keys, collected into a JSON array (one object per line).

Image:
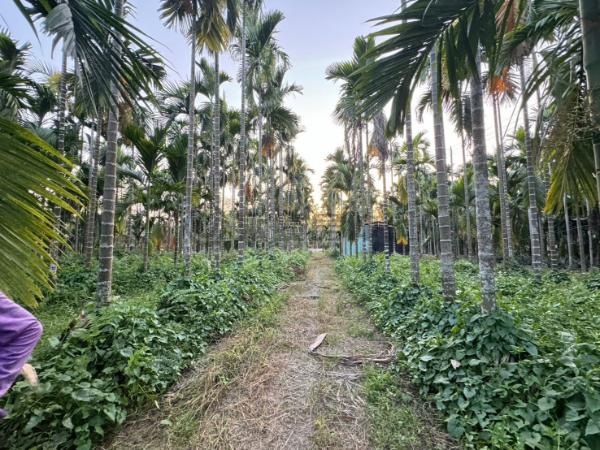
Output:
[{"xmin": 108, "ymin": 253, "xmax": 448, "ymax": 449}]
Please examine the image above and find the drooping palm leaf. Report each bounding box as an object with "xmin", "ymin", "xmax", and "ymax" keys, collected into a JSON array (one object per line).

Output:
[
  {"xmin": 0, "ymin": 117, "xmax": 84, "ymax": 306},
  {"xmin": 13, "ymin": 0, "xmax": 164, "ymax": 111}
]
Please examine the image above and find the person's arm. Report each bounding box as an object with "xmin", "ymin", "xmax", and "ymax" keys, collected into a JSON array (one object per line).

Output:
[{"xmin": 0, "ymin": 292, "xmax": 43, "ymax": 399}]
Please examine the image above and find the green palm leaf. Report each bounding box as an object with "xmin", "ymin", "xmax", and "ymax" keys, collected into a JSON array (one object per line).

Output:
[{"xmin": 0, "ymin": 117, "xmax": 84, "ymax": 306}]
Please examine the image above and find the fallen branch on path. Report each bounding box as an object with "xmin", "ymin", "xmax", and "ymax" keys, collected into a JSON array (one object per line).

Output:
[
  {"xmin": 307, "ymin": 334, "xmax": 396, "ymax": 366},
  {"xmin": 309, "ymin": 333, "xmax": 328, "ymax": 352}
]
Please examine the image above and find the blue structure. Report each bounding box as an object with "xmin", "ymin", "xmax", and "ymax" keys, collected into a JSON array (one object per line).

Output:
[{"xmin": 341, "ymin": 222, "xmax": 404, "ymax": 256}]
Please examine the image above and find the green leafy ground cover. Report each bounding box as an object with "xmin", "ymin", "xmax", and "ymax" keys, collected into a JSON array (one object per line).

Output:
[
  {"xmin": 337, "ymin": 255, "xmax": 600, "ymax": 449},
  {"xmin": 33, "ymin": 254, "xmax": 184, "ymax": 354},
  {"xmin": 0, "ymin": 251, "xmax": 307, "ymax": 449}
]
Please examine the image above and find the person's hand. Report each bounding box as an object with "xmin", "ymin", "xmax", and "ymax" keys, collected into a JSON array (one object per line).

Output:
[{"xmin": 20, "ymin": 364, "xmax": 38, "ymax": 386}]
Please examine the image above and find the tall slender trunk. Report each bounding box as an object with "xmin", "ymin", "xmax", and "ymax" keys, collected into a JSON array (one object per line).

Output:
[
  {"xmin": 212, "ymin": 52, "xmax": 222, "ymax": 265},
  {"xmin": 382, "ymin": 155, "xmax": 390, "ymax": 273},
  {"xmin": 84, "ymin": 114, "xmax": 102, "ymax": 266},
  {"xmin": 471, "ymin": 52, "xmax": 496, "ymax": 313},
  {"xmin": 143, "ymin": 182, "xmax": 151, "ymax": 272},
  {"xmin": 519, "ymin": 61, "xmax": 542, "ymax": 271},
  {"xmin": 545, "ymin": 166, "xmax": 559, "ymax": 268},
  {"xmin": 97, "ymin": 0, "xmax": 124, "ymax": 305},
  {"xmin": 493, "ymin": 96, "xmax": 512, "ymax": 261},
  {"xmin": 460, "ymin": 126, "xmax": 472, "ymax": 259},
  {"xmin": 576, "ymin": 209, "xmax": 586, "ymax": 271},
  {"xmin": 221, "ymin": 181, "xmax": 225, "ymax": 252},
  {"xmin": 258, "ymin": 104, "xmax": 264, "ymax": 244},
  {"xmin": 330, "ymin": 195, "xmax": 337, "ymax": 251},
  {"xmin": 406, "ymin": 109, "xmax": 420, "ymax": 284},
  {"xmin": 52, "ymin": 47, "xmax": 69, "ymax": 259},
  {"xmin": 365, "ymin": 122, "xmax": 372, "ymax": 256},
  {"xmin": 579, "ymin": 0, "xmax": 600, "ymax": 192},
  {"xmin": 358, "ymin": 122, "xmax": 367, "ymax": 259},
  {"xmin": 430, "ymin": 48, "xmax": 456, "ymax": 299},
  {"xmin": 174, "ymin": 210, "xmax": 180, "ymax": 265},
  {"xmin": 564, "ymin": 194, "xmax": 574, "ymax": 268},
  {"xmin": 268, "ymin": 149, "xmax": 275, "ymax": 250},
  {"xmin": 587, "ymin": 199, "xmax": 594, "ymax": 267},
  {"xmin": 278, "ymin": 147, "xmax": 285, "ymax": 249},
  {"xmin": 183, "ymin": 7, "xmax": 197, "ymax": 274},
  {"xmin": 237, "ymin": 2, "xmax": 247, "ymax": 259}
]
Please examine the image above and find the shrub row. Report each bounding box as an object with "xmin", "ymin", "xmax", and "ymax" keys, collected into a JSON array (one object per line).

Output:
[
  {"xmin": 337, "ymin": 256, "xmax": 600, "ymax": 449},
  {"xmin": 0, "ymin": 250, "xmax": 307, "ymax": 450}
]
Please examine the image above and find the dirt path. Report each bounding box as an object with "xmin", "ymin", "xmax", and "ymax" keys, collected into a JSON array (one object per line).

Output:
[
  {"xmin": 109, "ymin": 253, "xmax": 445, "ymax": 449},
  {"xmin": 193, "ymin": 252, "xmax": 389, "ymax": 449}
]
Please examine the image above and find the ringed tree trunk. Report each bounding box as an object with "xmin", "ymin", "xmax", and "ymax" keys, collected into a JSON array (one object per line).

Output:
[
  {"xmin": 470, "ymin": 51, "xmax": 497, "ymax": 313},
  {"xmin": 237, "ymin": 1, "xmax": 247, "ymax": 260},
  {"xmin": 578, "ymin": 0, "xmax": 600, "ymax": 213},
  {"xmin": 268, "ymin": 146, "xmax": 276, "ymax": 250},
  {"xmin": 278, "ymin": 146, "xmax": 285, "ymax": 249},
  {"xmin": 358, "ymin": 121, "xmax": 367, "ymax": 259},
  {"xmin": 576, "ymin": 208, "xmax": 586, "ymax": 271},
  {"xmin": 587, "ymin": 199, "xmax": 594, "ymax": 267},
  {"xmin": 183, "ymin": 5, "xmax": 197, "ymax": 275},
  {"xmin": 97, "ymin": 0, "xmax": 124, "ymax": 305},
  {"xmin": 365, "ymin": 121, "xmax": 373, "ymax": 256},
  {"xmin": 493, "ymin": 96, "xmax": 513, "ymax": 261},
  {"xmin": 519, "ymin": 61, "xmax": 543, "ymax": 271},
  {"xmin": 545, "ymin": 166, "xmax": 559, "ymax": 268},
  {"xmin": 144, "ymin": 182, "xmax": 151, "ymax": 272},
  {"xmin": 406, "ymin": 108, "xmax": 420, "ymax": 284},
  {"xmin": 564, "ymin": 194, "xmax": 574, "ymax": 268},
  {"xmin": 52, "ymin": 46, "xmax": 69, "ymax": 260},
  {"xmin": 382, "ymin": 153, "xmax": 390, "ymax": 273},
  {"xmin": 430, "ymin": 48, "xmax": 456, "ymax": 299},
  {"xmin": 212, "ymin": 51, "xmax": 222, "ymax": 266},
  {"xmin": 84, "ymin": 114, "xmax": 102, "ymax": 266}
]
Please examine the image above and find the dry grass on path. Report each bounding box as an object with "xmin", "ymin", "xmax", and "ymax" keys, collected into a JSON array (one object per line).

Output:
[{"xmin": 107, "ymin": 253, "xmax": 451, "ymax": 450}]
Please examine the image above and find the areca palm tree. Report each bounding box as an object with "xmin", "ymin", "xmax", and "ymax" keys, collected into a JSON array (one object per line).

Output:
[
  {"xmin": 160, "ymin": 0, "xmax": 200, "ymax": 274},
  {"xmin": 357, "ymin": 0, "xmax": 518, "ymax": 311},
  {"xmin": 122, "ymin": 122, "xmax": 168, "ymax": 271}
]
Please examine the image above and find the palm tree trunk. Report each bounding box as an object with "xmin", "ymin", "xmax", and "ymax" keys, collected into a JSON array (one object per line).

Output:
[
  {"xmin": 579, "ymin": 0, "xmax": 600, "ymax": 148},
  {"xmin": 519, "ymin": 61, "xmax": 543, "ymax": 271},
  {"xmin": 268, "ymin": 150, "xmax": 275, "ymax": 250},
  {"xmin": 258, "ymin": 105, "xmax": 264, "ymax": 239},
  {"xmin": 430, "ymin": 48, "xmax": 456, "ymax": 299},
  {"xmin": 51, "ymin": 47, "xmax": 69, "ymax": 260},
  {"xmin": 144, "ymin": 183, "xmax": 151, "ymax": 272},
  {"xmin": 183, "ymin": 7, "xmax": 197, "ymax": 274},
  {"xmin": 493, "ymin": 96, "xmax": 512, "ymax": 261},
  {"xmin": 212, "ymin": 51, "xmax": 222, "ymax": 266},
  {"xmin": 84, "ymin": 115, "xmax": 102, "ymax": 266},
  {"xmin": 237, "ymin": 1, "xmax": 247, "ymax": 259},
  {"xmin": 365, "ymin": 122, "xmax": 373, "ymax": 256},
  {"xmin": 278, "ymin": 147, "xmax": 285, "ymax": 249},
  {"xmin": 460, "ymin": 126, "xmax": 472, "ymax": 259},
  {"xmin": 358, "ymin": 122, "xmax": 367, "ymax": 259},
  {"xmin": 587, "ymin": 199, "xmax": 594, "ymax": 267},
  {"xmin": 382, "ymin": 156, "xmax": 390, "ymax": 273},
  {"xmin": 174, "ymin": 210, "xmax": 179, "ymax": 265},
  {"xmin": 406, "ymin": 109, "xmax": 420, "ymax": 284},
  {"xmin": 564, "ymin": 194, "xmax": 574, "ymax": 268},
  {"xmin": 576, "ymin": 209, "xmax": 586, "ymax": 271},
  {"xmin": 494, "ymin": 90, "xmax": 514, "ymax": 260},
  {"xmin": 97, "ymin": 0, "xmax": 124, "ymax": 305},
  {"xmin": 545, "ymin": 166, "xmax": 559, "ymax": 268},
  {"xmin": 471, "ymin": 52, "xmax": 496, "ymax": 313}
]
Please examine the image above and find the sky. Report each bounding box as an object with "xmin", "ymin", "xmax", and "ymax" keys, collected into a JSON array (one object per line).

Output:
[{"xmin": 2, "ymin": 0, "xmax": 519, "ymax": 204}]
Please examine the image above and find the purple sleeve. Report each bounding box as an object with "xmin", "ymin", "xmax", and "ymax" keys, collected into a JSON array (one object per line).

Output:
[{"xmin": 0, "ymin": 292, "xmax": 43, "ymax": 399}]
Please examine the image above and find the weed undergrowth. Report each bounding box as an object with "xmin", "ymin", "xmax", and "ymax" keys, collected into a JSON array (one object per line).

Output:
[
  {"xmin": 337, "ymin": 255, "xmax": 600, "ymax": 449},
  {"xmin": 0, "ymin": 250, "xmax": 308, "ymax": 450}
]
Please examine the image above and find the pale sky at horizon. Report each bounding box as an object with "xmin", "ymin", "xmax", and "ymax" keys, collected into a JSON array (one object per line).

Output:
[{"xmin": 2, "ymin": 0, "xmax": 520, "ymax": 205}]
